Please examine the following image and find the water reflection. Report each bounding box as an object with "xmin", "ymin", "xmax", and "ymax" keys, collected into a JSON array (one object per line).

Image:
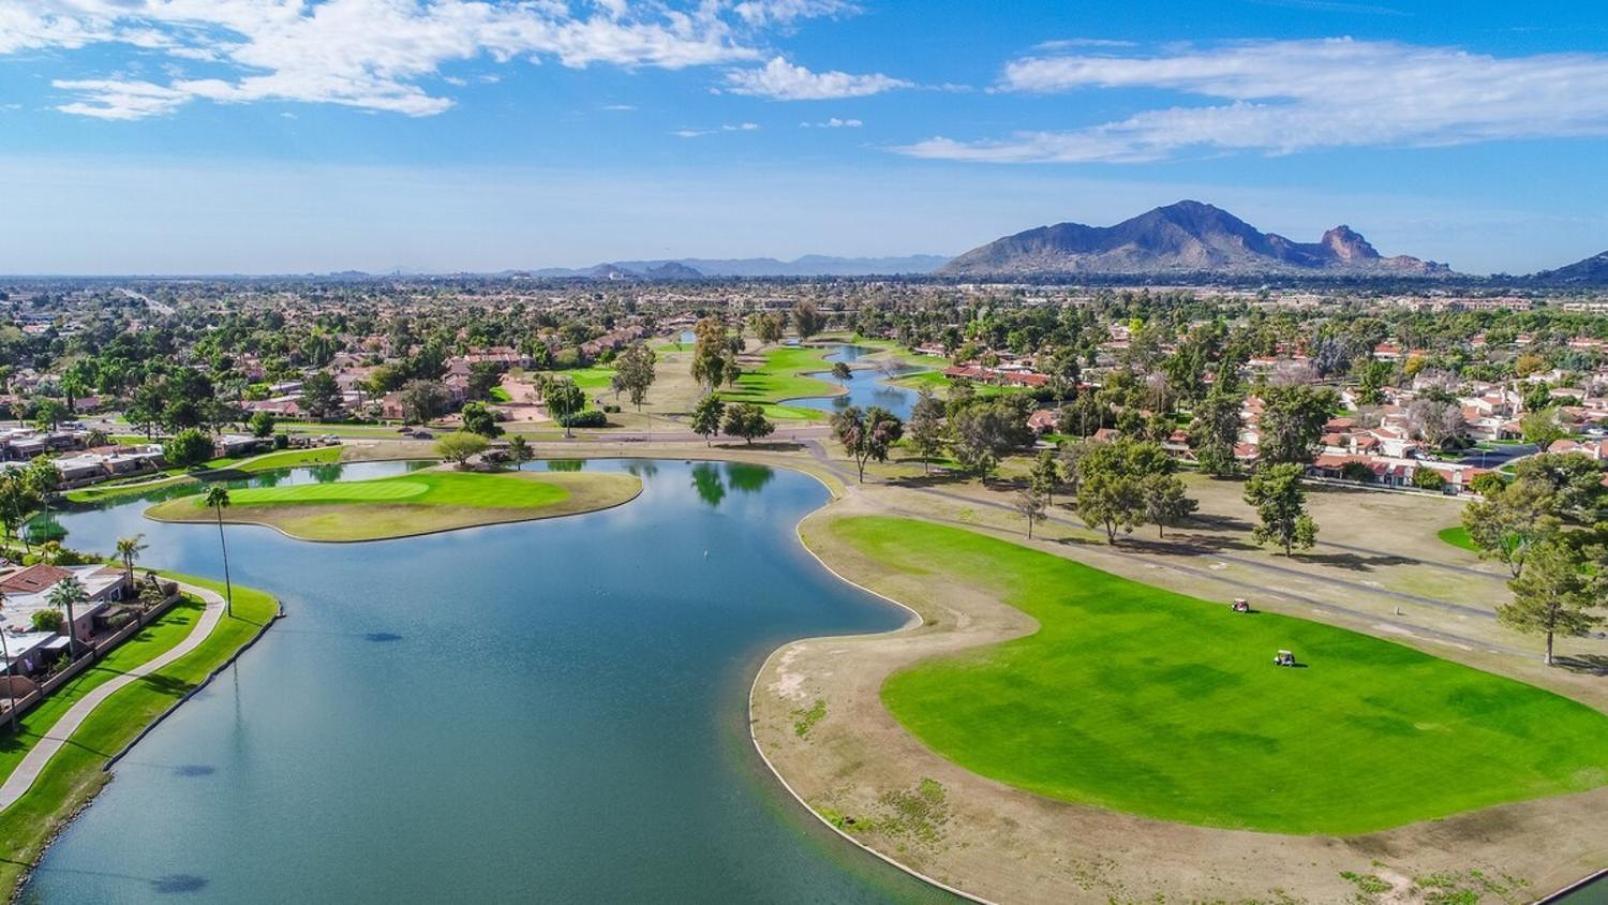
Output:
[
  {"xmin": 691, "ymin": 462, "xmax": 726, "ymax": 508},
  {"xmin": 545, "ymin": 459, "xmax": 586, "ymax": 472}
]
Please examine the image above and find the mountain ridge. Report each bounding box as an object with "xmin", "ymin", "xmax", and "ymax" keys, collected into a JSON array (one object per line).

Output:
[{"xmin": 941, "ymin": 201, "xmax": 1452, "ymax": 278}]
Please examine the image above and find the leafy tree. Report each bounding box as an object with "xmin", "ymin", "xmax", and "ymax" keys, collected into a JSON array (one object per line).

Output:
[
  {"xmin": 1243, "ymin": 463, "xmax": 1318, "ymax": 555},
  {"xmin": 906, "ymin": 388, "xmax": 945, "ymax": 474},
  {"xmin": 248, "ymin": 410, "xmax": 277, "ymax": 438},
  {"xmin": 0, "ymin": 473, "xmax": 39, "ymax": 550},
  {"xmin": 831, "ymin": 405, "xmax": 903, "ymax": 483},
  {"xmin": 544, "ymin": 378, "xmax": 587, "ymax": 438},
  {"xmin": 437, "ymin": 431, "xmax": 490, "ymax": 466},
  {"xmin": 831, "ymin": 361, "xmax": 852, "ymax": 384},
  {"xmin": 1143, "ymin": 471, "xmax": 1197, "ymax": 538},
  {"xmin": 299, "ymin": 371, "xmax": 343, "ymax": 420},
  {"xmin": 1413, "ymin": 468, "xmax": 1447, "ymax": 491},
  {"xmin": 459, "ymin": 401, "xmax": 503, "ymax": 438},
  {"xmin": 722, "ymin": 403, "xmax": 774, "ymax": 445},
  {"xmin": 1519, "ymin": 408, "xmax": 1569, "ymax": 449},
  {"xmin": 611, "ymin": 343, "xmax": 657, "ymax": 412},
  {"xmin": 750, "ymin": 312, "xmax": 785, "ymax": 345},
  {"xmin": 691, "ymin": 394, "xmax": 726, "ymax": 446},
  {"xmin": 948, "ymin": 396, "xmax": 1034, "ymax": 478},
  {"xmin": 205, "ymin": 485, "xmax": 235, "ymax": 616},
  {"xmin": 47, "ymin": 575, "xmax": 88, "ymax": 660},
  {"xmin": 690, "ymin": 317, "xmax": 729, "ymax": 391},
  {"xmin": 792, "ymin": 301, "xmax": 825, "ymax": 340},
  {"xmin": 399, "ymin": 379, "xmax": 447, "ymax": 425},
  {"xmin": 1030, "ymin": 449, "xmax": 1061, "ymax": 506},
  {"xmin": 1500, "ymin": 536, "xmax": 1604, "ymax": 665},
  {"xmin": 1470, "ymin": 472, "xmax": 1507, "ymax": 497},
  {"xmin": 1258, "ymin": 385, "xmax": 1338, "ymax": 465},
  {"xmin": 1015, "ymin": 487, "xmax": 1048, "ymax": 539},
  {"xmin": 1189, "ymin": 388, "xmax": 1243, "ymax": 476},
  {"xmin": 1075, "ymin": 439, "xmax": 1147, "ymax": 542},
  {"xmin": 164, "ymin": 427, "xmax": 215, "ymax": 469},
  {"xmin": 467, "ymin": 362, "xmax": 504, "ymax": 401},
  {"xmin": 506, "ymin": 435, "xmax": 531, "ymax": 469},
  {"xmin": 31, "ymin": 397, "xmax": 67, "ymax": 432}
]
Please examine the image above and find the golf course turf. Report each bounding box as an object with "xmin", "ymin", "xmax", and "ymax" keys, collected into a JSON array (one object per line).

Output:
[
  {"xmin": 144, "ymin": 468, "xmax": 642, "ymax": 541},
  {"xmin": 831, "ymin": 516, "xmax": 1608, "ymax": 835}
]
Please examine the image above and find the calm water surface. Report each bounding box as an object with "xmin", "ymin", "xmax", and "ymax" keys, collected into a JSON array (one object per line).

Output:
[
  {"xmin": 22, "ymin": 459, "xmax": 955, "ymax": 905},
  {"xmin": 785, "ymin": 345, "xmax": 925, "ymax": 421}
]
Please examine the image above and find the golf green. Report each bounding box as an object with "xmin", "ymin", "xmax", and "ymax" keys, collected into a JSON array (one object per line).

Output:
[{"xmin": 834, "ymin": 516, "xmax": 1608, "ymax": 835}]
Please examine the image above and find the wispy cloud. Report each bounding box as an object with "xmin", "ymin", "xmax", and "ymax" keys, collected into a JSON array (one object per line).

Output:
[
  {"xmin": 602, "ymin": 103, "xmax": 638, "ymax": 111},
  {"xmin": 730, "ymin": 0, "xmax": 858, "ymax": 26},
  {"xmin": 721, "ymin": 56, "xmax": 910, "ymax": 100},
  {"xmin": 673, "ymin": 122, "xmax": 761, "ymax": 138},
  {"xmin": 898, "ymin": 38, "xmax": 1608, "ymax": 163},
  {"xmin": 0, "ymin": 0, "xmax": 790, "ymax": 120},
  {"xmin": 800, "ymin": 117, "xmax": 861, "ymax": 128}
]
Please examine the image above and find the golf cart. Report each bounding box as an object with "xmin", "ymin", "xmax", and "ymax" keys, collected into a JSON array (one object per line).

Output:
[{"xmin": 1273, "ymin": 649, "xmax": 1296, "ymax": 667}]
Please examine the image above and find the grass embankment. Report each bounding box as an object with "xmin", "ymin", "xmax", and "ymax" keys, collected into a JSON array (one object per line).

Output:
[
  {"xmin": 65, "ymin": 446, "xmax": 343, "ymax": 504},
  {"xmin": 727, "ymin": 346, "xmax": 841, "ymax": 421},
  {"xmin": 145, "ymin": 468, "xmax": 642, "ymax": 541},
  {"xmin": 830, "ymin": 516, "xmax": 1608, "ymax": 835},
  {"xmin": 1438, "ymin": 525, "xmax": 1478, "ymax": 551},
  {"xmin": 0, "ymin": 575, "xmax": 277, "ymax": 898}
]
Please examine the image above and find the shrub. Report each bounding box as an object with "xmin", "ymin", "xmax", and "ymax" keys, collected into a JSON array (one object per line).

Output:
[
  {"xmin": 31, "ymin": 608, "xmax": 63, "ymax": 632},
  {"xmin": 273, "ymin": 432, "xmax": 291, "ymax": 449},
  {"xmin": 1413, "ymin": 468, "xmax": 1447, "ymax": 491},
  {"xmin": 560, "ymin": 410, "xmax": 608, "ymax": 428},
  {"xmin": 1470, "ymin": 472, "xmax": 1506, "ymax": 497},
  {"xmin": 164, "ymin": 427, "xmax": 214, "ymax": 469}
]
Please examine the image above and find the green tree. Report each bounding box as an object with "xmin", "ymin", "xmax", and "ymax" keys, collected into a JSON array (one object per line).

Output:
[
  {"xmin": 1258, "ymin": 386, "xmax": 1338, "ymax": 465},
  {"xmin": 948, "ymin": 397, "xmax": 1034, "ymax": 479},
  {"xmin": 691, "ymin": 394, "xmax": 726, "ymax": 446},
  {"xmin": 831, "ymin": 405, "xmax": 903, "ymax": 483},
  {"xmin": 47, "ymin": 575, "xmax": 88, "ymax": 661},
  {"xmin": 459, "ymin": 401, "xmax": 503, "ymax": 438},
  {"xmin": 1413, "ymin": 468, "xmax": 1447, "ymax": 491},
  {"xmin": 1143, "ymin": 471, "xmax": 1197, "ymax": 538},
  {"xmin": 544, "ymin": 378, "xmax": 586, "ymax": 438},
  {"xmin": 792, "ymin": 301, "xmax": 825, "ymax": 340},
  {"xmin": 1189, "ymin": 388, "xmax": 1244, "ymax": 476},
  {"xmin": 750, "ymin": 312, "xmax": 785, "ymax": 345},
  {"xmin": 299, "ymin": 371, "xmax": 343, "ymax": 420},
  {"xmin": 467, "ymin": 362, "xmax": 504, "ymax": 401},
  {"xmin": 831, "ymin": 361, "xmax": 852, "ymax": 384},
  {"xmin": 437, "ymin": 431, "xmax": 490, "ymax": 466},
  {"xmin": 907, "ymin": 388, "xmax": 945, "ymax": 475},
  {"xmin": 690, "ymin": 317, "xmax": 729, "ymax": 391},
  {"xmin": 1030, "ymin": 449, "xmax": 1061, "ymax": 506},
  {"xmin": 23, "ymin": 456, "xmax": 61, "ymax": 542},
  {"xmin": 506, "ymin": 435, "xmax": 531, "ymax": 469},
  {"xmin": 1500, "ymin": 536, "xmax": 1604, "ymax": 665},
  {"xmin": 205, "ymin": 485, "xmax": 234, "ymax": 616},
  {"xmin": 611, "ymin": 342, "xmax": 657, "ymax": 413},
  {"xmin": 164, "ymin": 427, "xmax": 215, "ymax": 469},
  {"xmin": 1520, "ymin": 408, "xmax": 1569, "ymax": 448},
  {"xmin": 1244, "ymin": 463, "xmax": 1318, "ymax": 555},
  {"xmin": 115, "ymin": 533, "xmax": 147, "ymax": 587},
  {"xmin": 31, "ymin": 397, "xmax": 67, "ymax": 432},
  {"xmin": 248, "ymin": 410, "xmax": 277, "ymax": 438},
  {"xmin": 722, "ymin": 403, "xmax": 774, "ymax": 445},
  {"xmin": 399, "ymin": 379, "xmax": 447, "ymax": 424},
  {"xmin": 1075, "ymin": 440, "xmax": 1146, "ymax": 542},
  {"xmin": 0, "ymin": 473, "xmax": 38, "ymax": 550}
]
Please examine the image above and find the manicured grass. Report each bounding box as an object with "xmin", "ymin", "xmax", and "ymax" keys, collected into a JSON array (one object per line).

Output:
[
  {"xmin": 0, "ymin": 575, "xmax": 278, "ymax": 899},
  {"xmin": 489, "ymin": 386, "xmax": 512, "ymax": 403},
  {"xmin": 544, "ymin": 366, "xmax": 615, "ymax": 391},
  {"xmin": 1438, "ymin": 525, "xmax": 1478, "ymax": 551},
  {"xmin": 146, "ymin": 469, "xmax": 642, "ymax": 541},
  {"xmin": 833, "ymin": 516, "xmax": 1608, "ymax": 835},
  {"xmin": 66, "ymin": 446, "xmax": 343, "ymax": 504},
  {"xmin": 722, "ymin": 346, "xmax": 839, "ymax": 421}
]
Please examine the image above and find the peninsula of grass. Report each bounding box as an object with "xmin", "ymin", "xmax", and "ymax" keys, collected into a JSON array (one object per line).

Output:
[
  {"xmin": 144, "ymin": 468, "xmax": 642, "ymax": 541},
  {"xmin": 0, "ymin": 574, "xmax": 277, "ymax": 899},
  {"xmin": 65, "ymin": 445, "xmax": 343, "ymax": 504},
  {"xmin": 828, "ymin": 516, "xmax": 1608, "ymax": 835},
  {"xmin": 727, "ymin": 346, "xmax": 843, "ymax": 421},
  {"xmin": 1438, "ymin": 525, "xmax": 1478, "ymax": 551}
]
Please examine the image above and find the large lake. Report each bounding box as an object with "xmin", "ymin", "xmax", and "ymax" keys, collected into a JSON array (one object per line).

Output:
[
  {"xmin": 22, "ymin": 459, "xmax": 956, "ymax": 904},
  {"xmin": 785, "ymin": 344, "xmax": 926, "ymax": 421}
]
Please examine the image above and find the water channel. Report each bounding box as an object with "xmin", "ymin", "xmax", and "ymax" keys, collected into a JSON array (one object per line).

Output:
[{"xmin": 22, "ymin": 459, "xmax": 956, "ymax": 904}]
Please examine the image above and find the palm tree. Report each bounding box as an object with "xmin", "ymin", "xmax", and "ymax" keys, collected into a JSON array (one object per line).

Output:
[
  {"xmin": 47, "ymin": 574, "xmax": 88, "ymax": 661},
  {"xmin": 205, "ymin": 485, "xmax": 235, "ymax": 617},
  {"xmin": 115, "ymin": 534, "xmax": 147, "ymax": 588},
  {"xmin": 0, "ymin": 588, "xmax": 16, "ymax": 733}
]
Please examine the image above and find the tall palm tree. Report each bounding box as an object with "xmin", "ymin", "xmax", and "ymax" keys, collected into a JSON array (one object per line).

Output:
[
  {"xmin": 47, "ymin": 574, "xmax": 87, "ymax": 661},
  {"xmin": 205, "ymin": 486, "xmax": 235, "ymax": 617},
  {"xmin": 115, "ymin": 534, "xmax": 147, "ymax": 588},
  {"xmin": 0, "ymin": 588, "xmax": 15, "ymax": 733}
]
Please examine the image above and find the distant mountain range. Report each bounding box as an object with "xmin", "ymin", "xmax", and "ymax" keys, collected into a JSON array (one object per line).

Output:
[
  {"xmin": 1530, "ymin": 250, "xmax": 1608, "ymax": 286},
  {"xmin": 525, "ymin": 254, "xmax": 950, "ymax": 280},
  {"xmin": 941, "ymin": 201, "xmax": 1451, "ymax": 278}
]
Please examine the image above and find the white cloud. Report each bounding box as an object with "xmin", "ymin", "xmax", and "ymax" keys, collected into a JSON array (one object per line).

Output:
[
  {"xmin": 730, "ymin": 0, "xmax": 857, "ymax": 26},
  {"xmin": 800, "ymin": 117, "xmax": 861, "ymax": 128},
  {"xmin": 722, "ymin": 56, "xmax": 909, "ymax": 100},
  {"xmin": 1, "ymin": 0, "xmax": 774, "ymax": 120},
  {"xmin": 602, "ymin": 103, "xmax": 637, "ymax": 111},
  {"xmin": 674, "ymin": 121, "xmax": 761, "ymax": 138},
  {"xmin": 899, "ymin": 38, "xmax": 1608, "ymax": 163}
]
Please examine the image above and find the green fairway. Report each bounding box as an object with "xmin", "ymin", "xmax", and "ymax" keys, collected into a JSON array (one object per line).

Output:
[
  {"xmin": 831, "ymin": 516, "xmax": 1608, "ymax": 835},
  {"xmin": 1438, "ymin": 525, "xmax": 1477, "ymax": 551},
  {"xmin": 723, "ymin": 346, "xmax": 838, "ymax": 420},
  {"xmin": 0, "ymin": 575, "xmax": 277, "ymax": 899},
  {"xmin": 146, "ymin": 469, "xmax": 641, "ymax": 541}
]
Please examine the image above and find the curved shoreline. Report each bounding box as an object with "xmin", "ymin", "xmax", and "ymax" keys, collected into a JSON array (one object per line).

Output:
[{"xmin": 749, "ymin": 501, "xmax": 1608, "ymax": 905}]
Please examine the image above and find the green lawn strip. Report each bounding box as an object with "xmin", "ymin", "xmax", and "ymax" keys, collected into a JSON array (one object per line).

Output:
[
  {"xmin": 0, "ymin": 597, "xmax": 206, "ymax": 788},
  {"xmin": 65, "ymin": 446, "xmax": 343, "ymax": 504},
  {"xmin": 833, "ymin": 516, "xmax": 1608, "ymax": 835},
  {"xmin": 489, "ymin": 386, "xmax": 512, "ymax": 403},
  {"xmin": 728, "ymin": 347, "xmax": 840, "ymax": 406},
  {"xmin": 204, "ymin": 470, "xmax": 565, "ymax": 509},
  {"xmin": 540, "ymin": 366, "xmax": 615, "ymax": 391},
  {"xmin": 0, "ymin": 575, "xmax": 277, "ymax": 898},
  {"xmin": 1438, "ymin": 525, "xmax": 1478, "ymax": 551}
]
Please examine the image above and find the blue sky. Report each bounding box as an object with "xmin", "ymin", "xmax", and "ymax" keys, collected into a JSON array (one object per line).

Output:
[{"xmin": 2, "ymin": 0, "xmax": 1607, "ymax": 274}]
